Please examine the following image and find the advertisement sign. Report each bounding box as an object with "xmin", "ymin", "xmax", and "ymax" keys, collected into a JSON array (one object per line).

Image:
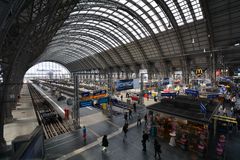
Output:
[
  {"xmin": 162, "ymin": 78, "xmax": 170, "ymax": 85},
  {"xmin": 116, "ymin": 79, "xmax": 134, "ymax": 91},
  {"xmin": 81, "ymin": 92, "xmax": 90, "ymax": 97},
  {"xmin": 93, "ymin": 90, "xmax": 107, "ymax": 96},
  {"xmin": 79, "ymin": 100, "xmax": 93, "ymax": 108},
  {"xmin": 185, "ymin": 89, "xmax": 199, "ymax": 97},
  {"xmin": 98, "ymin": 97, "xmax": 109, "ymax": 104},
  {"xmin": 100, "ymin": 90, "xmax": 107, "ymax": 94}
]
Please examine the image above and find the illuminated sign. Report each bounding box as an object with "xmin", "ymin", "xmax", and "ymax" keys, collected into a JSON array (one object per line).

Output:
[{"xmin": 195, "ymin": 68, "xmax": 203, "ymax": 77}]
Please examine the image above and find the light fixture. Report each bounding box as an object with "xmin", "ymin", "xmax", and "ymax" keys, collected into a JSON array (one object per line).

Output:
[
  {"xmin": 203, "ymin": 48, "xmax": 206, "ymax": 53},
  {"xmin": 167, "ymin": 22, "xmax": 172, "ymax": 29},
  {"xmin": 192, "ymin": 38, "xmax": 195, "ymax": 44},
  {"xmin": 234, "ymin": 43, "xmax": 240, "ymax": 46}
]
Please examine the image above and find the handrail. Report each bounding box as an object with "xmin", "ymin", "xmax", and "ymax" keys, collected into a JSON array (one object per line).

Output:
[{"xmin": 11, "ymin": 126, "xmax": 44, "ymax": 160}]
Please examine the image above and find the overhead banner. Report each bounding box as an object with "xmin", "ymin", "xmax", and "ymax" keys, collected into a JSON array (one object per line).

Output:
[
  {"xmin": 98, "ymin": 97, "xmax": 109, "ymax": 104},
  {"xmin": 93, "ymin": 90, "xmax": 107, "ymax": 96},
  {"xmin": 81, "ymin": 92, "xmax": 90, "ymax": 97},
  {"xmin": 79, "ymin": 100, "xmax": 93, "ymax": 108},
  {"xmin": 185, "ymin": 89, "xmax": 199, "ymax": 97},
  {"xmin": 116, "ymin": 79, "xmax": 133, "ymax": 91},
  {"xmin": 115, "ymin": 79, "xmax": 139, "ymax": 91}
]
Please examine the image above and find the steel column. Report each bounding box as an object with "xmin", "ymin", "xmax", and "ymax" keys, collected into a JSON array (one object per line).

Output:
[{"xmin": 73, "ymin": 73, "xmax": 80, "ymax": 129}]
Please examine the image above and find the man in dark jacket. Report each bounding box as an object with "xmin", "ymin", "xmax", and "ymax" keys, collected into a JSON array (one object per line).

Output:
[
  {"xmin": 122, "ymin": 123, "xmax": 128, "ymax": 142},
  {"xmin": 102, "ymin": 135, "xmax": 108, "ymax": 152},
  {"xmin": 154, "ymin": 138, "xmax": 162, "ymax": 159},
  {"xmin": 142, "ymin": 131, "xmax": 149, "ymax": 152},
  {"xmin": 133, "ymin": 102, "xmax": 137, "ymax": 112}
]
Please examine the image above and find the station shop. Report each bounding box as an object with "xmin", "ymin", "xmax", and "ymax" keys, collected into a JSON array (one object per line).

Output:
[{"xmin": 147, "ymin": 96, "xmax": 219, "ymax": 156}]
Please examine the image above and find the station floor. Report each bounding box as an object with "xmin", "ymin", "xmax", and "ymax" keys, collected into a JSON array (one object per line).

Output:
[
  {"xmin": 5, "ymin": 84, "xmax": 240, "ymax": 160},
  {"xmin": 3, "ymin": 84, "xmax": 38, "ymax": 145}
]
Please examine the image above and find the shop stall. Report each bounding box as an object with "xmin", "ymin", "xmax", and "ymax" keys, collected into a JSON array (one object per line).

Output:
[{"xmin": 147, "ymin": 95, "xmax": 219, "ymax": 156}]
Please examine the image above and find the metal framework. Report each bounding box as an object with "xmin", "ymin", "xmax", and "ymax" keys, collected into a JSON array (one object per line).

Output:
[
  {"xmin": 1, "ymin": 0, "xmax": 240, "ymax": 148},
  {"xmin": 37, "ymin": 0, "xmax": 210, "ymax": 73}
]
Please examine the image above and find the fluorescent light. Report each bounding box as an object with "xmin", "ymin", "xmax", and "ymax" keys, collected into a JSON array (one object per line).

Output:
[
  {"xmin": 234, "ymin": 43, "xmax": 240, "ymax": 46},
  {"xmin": 192, "ymin": 38, "xmax": 195, "ymax": 44}
]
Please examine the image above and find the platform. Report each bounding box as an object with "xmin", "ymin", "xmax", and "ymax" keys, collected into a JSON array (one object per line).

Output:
[{"xmin": 4, "ymin": 84, "xmax": 38, "ymax": 145}]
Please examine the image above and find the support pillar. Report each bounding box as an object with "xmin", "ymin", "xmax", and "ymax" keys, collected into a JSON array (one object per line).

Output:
[
  {"xmin": 108, "ymin": 71, "xmax": 113, "ymax": 95},
  {"xmin": 73, "ymin": 74, "xmax": 80, "ymax": 129},
  {"xmin": 139, "ymin": 73, "xmax": 144, "ymax": 105},
  {"xmin": 211, "ymin": 52, "xmax": 216, "ymax": 85},
  {"xmin": 126, "ymin": 71, "xmax": 129, "ymax": 79}
]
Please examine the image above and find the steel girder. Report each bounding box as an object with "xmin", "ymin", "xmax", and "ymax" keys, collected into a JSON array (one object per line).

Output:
[
  {"xmin": 55, "ymin": 24, "xmax": 136, "ymax": 64},
  {"xmin": 128, "ymin": 0, "xmax": 167, "ymax": 71},
  {"xmin": 46, "ymin": 43, "xmax": 105, "ymax": 69},
  {"xmin": 58, "ymin": 15, "xmax": 141, "ymax": 65},
  {"xmin": 57, "ymin": 32, "xmax": 124, "ymax": 65},
  {"xmin": 61, "ymin": 16, "xmax": 140, "ymax": 60},
  {"xmin": 57, "ymin": 0, "xmax": 149, "ymax": 67},
  {"xmin": 48, "ymin": 38, "xmax": 117, "ymax": 67},
  {"xmin": 47, "ymin": 40, "xmax": 110, "ymax": 68},
  {"xmin": 47, "ymin": 50, "xmax": 91, "ymax": 68},
  {"xmin": 50, "ymin": 47, "xmax": 99, "ymax": 69},
  {"xmin": 156, "ymin": 1, "xmax": 188, "ymax": 77}
]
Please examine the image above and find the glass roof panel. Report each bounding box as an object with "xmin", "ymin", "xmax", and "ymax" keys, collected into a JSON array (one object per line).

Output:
[
  {"xmin": 190, "ymin": 0, "xmax": 203, "ymax": 20},
  {"xmin": 136, "ymin": 9, "xmax": 143, "ymax": 15},
  {"xmin": 177, "ymin": 0, "xmax": 193, "ymax": 23},
  {"xmin": 149, "ymin": 0, "xmax": 158, "ymax": 8},
  {"xmin": 164, "ymin": 0, "xmax": 184, "ymax": 26},
  {"xmin": 137, "ymin": 1, "xmax": 145, "ymax": 7}
]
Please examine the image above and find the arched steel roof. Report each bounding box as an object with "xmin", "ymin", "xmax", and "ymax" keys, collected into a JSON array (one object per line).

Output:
[{"xmin": 37, "ymin": 0, "xmax": 208, "ymax": 72}]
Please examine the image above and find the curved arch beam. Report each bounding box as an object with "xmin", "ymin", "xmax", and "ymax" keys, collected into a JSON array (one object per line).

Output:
[
  {"xmin": 56, "ymin": 25, "xmax": 136, "ymax": 64},
  {"xmin": 60, "ymin": 16, "xmax": 147, "ymax": 63},
  {"xmin": 49, "ymin": 37, "xmax": 118, "ymax": 67},
  {"xmin": 48, "ymin": 40, "xmax": 109, "ymax": 68},
  {"xmin": 53, "ymin": 32, "xmax": 126, "ymax": 66},
  {"xmin": 45, "ymin": 49, "xmax": 92, "ymax": 68}
]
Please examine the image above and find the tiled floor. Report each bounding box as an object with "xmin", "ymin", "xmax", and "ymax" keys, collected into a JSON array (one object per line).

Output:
[{"xmin": 36, "ymin": 85, "xmax": 240, "ymax": 160}]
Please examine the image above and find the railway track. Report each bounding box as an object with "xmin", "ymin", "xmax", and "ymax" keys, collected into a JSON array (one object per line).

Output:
[{"xmin": 28, "ymin": 83, "xmax": 73, "ymax": 139}]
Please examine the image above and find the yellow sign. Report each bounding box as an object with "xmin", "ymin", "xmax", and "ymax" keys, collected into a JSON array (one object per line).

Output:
[
  {"xmin": 195, "ymin": 68, "xmax": 203, "ymax": 77},
  {"xmin": 213, "ymin": 115, "xmax": 238, "ymax": 124}
]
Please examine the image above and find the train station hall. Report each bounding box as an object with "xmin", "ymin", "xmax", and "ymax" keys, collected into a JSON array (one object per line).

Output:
[{"xmin": 1, "ymin": 0, "xmax": 240, "ymax": 159}]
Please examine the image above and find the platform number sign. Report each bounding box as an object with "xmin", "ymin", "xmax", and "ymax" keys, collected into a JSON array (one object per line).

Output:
[{"xmin": 195, "ymin": 68, "xmax": 203, "ymax": 77}]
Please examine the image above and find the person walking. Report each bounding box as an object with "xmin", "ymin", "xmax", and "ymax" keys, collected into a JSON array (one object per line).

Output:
[
  {"xmin": 83, "ymin": 126, "xmax": 87, "ymax": 145},
  {"xmin": 124, "ymin": 112, "xmax": 128, "ymax": 122},
  {"xmin": 154, "ymin": 138, "xmax": 162, "ymax": 159},
  {"xmin": 137, "ymin": 113, "xmax": 142, "ymax": 126},
  {"xmin": 142, "ymin": 131, "xmax": 149, "ymax": 152},
  {"xmin": 122, "ymin": 123, "xmax": 128, "ymax": 142},
  {"xmin": 129, "ymin": 108, "xmax": 133, "ymax": 119},
  {"xmin": 102, "ymin": 135, "xmax": 109, "ymax": 152},
  {"xmin": 144, "ymin": 114, "xmax": 148, "ymax": 125},
  {"xmin": 133, "ymin": 102, "xmax": 137, "ymax": 113}
]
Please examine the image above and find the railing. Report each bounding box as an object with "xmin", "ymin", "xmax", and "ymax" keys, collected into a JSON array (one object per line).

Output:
[{"xmin": 11, "ymin": 126, "xmax": 44, "ymax": 160}]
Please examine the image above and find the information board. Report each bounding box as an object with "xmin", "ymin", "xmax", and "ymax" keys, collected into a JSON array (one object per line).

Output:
[
  {"xmin": 79, "ymin": 100, "xmax": 93, "ymax": 108},
  {"xmin": 185, "ymin": 89, "xmax": 199, "ymax": 97}
]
